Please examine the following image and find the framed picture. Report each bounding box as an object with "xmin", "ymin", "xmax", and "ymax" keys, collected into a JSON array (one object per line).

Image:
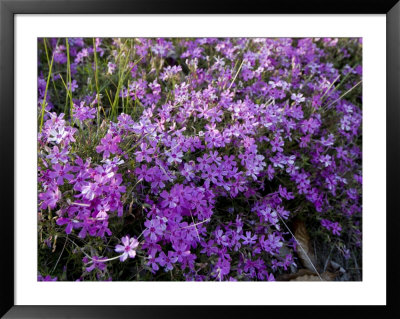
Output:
[{"xmin": 1, "ymin": 0, "xmax": 399, "ymax": 318}]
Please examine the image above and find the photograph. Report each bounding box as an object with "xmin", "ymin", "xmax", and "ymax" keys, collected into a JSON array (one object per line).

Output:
[
  {"xmin": 37, "ymin": 37, "xmax": 362, "ymax": 282},
  {"xmin": 1, "ymin": 0, "xmax": 398, "ymax": 316}
]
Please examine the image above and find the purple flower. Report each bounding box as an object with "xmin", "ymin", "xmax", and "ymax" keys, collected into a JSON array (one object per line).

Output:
[
  {"xmin": 156, "ymin": 251, "xmax": 178, "ymax": 271},
  {"xmin": 134, "ymin": 143, "xmax": 155, "ymax": 163},
  {"xmin": 321, "ymin": 219, "xmax": 342, "ymax": 236},
  {"xmin": 38, "ymin": 274, "xmax": 58, "ymax": 281},
  {"xmin": 39, "ymin": 187, "xmax": 61, "ymax": 210},
  {"xmin": 96, "ymin": 133, "xmax": 121, "ymax": 158},
  {"xmin": 271, "ymin": 136, "xmax": 284, "ymax": 153},
  {"xmin": 260, "ymin": 233, "xmax": 283, "ymax": 254},
  {"xmin": 68, "ymin": 79, "xmax": 78, "ymax": 92},
  {"xmin": 81, "ymin": 182, "xmax": 99, "ymax": 200},
  {"xmin": 48, "ymin": 127, "xmax": 68, "ymax": 144},
  {"xmin": 107, "ymin": 62, "xmax": 116, "ymax": 75},
  {"xmin": 172, "ymin": 243, "xmax": 191, "ymax": 263},
  {"xmin": 115, "ymin": 236, "xmax": 140, "ymax": 262},
  {"xmin": 319, "ymin": 154, "xmax": 332, "ymax": 167},
  {"xmin": 143, "ymin": 219, "xmax": 164, "ymax": 242},
  {"xmin": 85, "ymin": 256, "xmax": 107, "ymax": 272},
  {"xmin": 56, "ymin": 216, "xmax": 79, "ymax": 234},
  {"xmin": 160, "ymin": 190, "xmax": 179, "ymax": 209},
  {"xmin": 48, "ymin": 163, "xmax": 74, "ymax": 185},
  {"xmin": 241, "ymin": 231, "xmax": 257, "ymax": 245},
  {"xmin": 135, "ymin": 164, "xmax": 152, "ymax": 182},
  {"xmin": 147, "ymin": 250, "xmax": 160, "ymax": 273},
  {"xmin": 330, "ymin": 222, "xmax": 342, "ymax": 236},
  {"xmin": 291, "ymin": 93, "xmax": 305, "ymax": 104},
  {"xmin": 160, "ymin": 65, "xmax": 182, "ymax": 81},
  {"xmin": 72, "ymin": 102, "xmax": 96, "ymax": 121},
  {"xmin": 214, "ymin": 258, "xmax": 231, "ymax": 280},
  {"xmin": 166, "ymin": 149, "xmax": 183, "ymax": 164},
  {"xmin": 181, "ymin": 162, "xmax": 196, "ymax": 181},
  {"xmin": 46, "ymin": 146, "xmax": 69, "ymax": 164}
]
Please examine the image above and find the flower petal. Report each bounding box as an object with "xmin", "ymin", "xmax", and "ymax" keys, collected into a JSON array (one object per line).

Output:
[
  {"xmin": 120, "ymin": 253, "xmax": 128, "ymax": 262},
  {"xmin": 121, "ymin": 236, "xmax": 130, "ymax": 247},
  {"xmin": 115, "ymin": 245, "xmax": 125, "ymax": 253}
]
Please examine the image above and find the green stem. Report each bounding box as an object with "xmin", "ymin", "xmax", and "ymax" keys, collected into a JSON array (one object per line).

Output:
[
  {"xmin": 93, "ymin": 38, "xmax": 101, "ymax": 129},
  {"xmin": 65, "ymin": 38, "xmax": 74, "ymax": 118},
  {"xmin": 39, "ymin": 38, "xmax": 55, "ymax": 133}
]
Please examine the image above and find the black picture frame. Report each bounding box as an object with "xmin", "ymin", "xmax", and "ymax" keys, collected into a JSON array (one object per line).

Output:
[{"xmin": 1, "ymin": 0, "xmax": 399, "ymax": 318}]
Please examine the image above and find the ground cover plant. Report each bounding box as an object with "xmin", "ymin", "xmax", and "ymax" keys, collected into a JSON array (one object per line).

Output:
[{"xmin": 37, "ymin": 37, "xmax": 362, "ymax": 281}]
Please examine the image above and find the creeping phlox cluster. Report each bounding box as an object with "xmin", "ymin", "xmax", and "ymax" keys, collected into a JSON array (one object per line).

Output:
[{"xmin": 38, "ymin": 38, "xmax": 362, "ymax": 281}]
